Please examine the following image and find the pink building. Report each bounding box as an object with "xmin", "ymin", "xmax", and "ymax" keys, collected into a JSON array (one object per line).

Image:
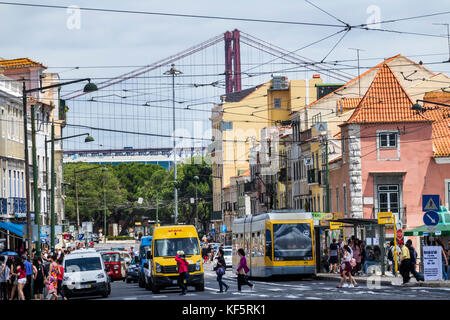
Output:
[{"xmin": 329, "ymin": 64, "xmax": 450, "ymax": 238}]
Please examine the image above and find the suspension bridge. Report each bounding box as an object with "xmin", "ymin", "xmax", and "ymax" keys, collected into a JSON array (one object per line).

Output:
[{"xmin": 61, "ymin": 29, "xmax": 354, "ymax": 163}]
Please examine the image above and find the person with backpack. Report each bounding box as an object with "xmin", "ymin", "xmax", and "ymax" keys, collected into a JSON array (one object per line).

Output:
[
  {"xmin": 405, "ymin": 240, "xmax": 424, "ymax": 282},
  {"xmin": 214, "ymin": 249, "xmax": 229, "ymax": 293},
  {"xmin": 328, "ymin": 239, "xmax": 339, "ymax": 274},
  {"xmin": 175, "ymin": 250, "xmax": 189, "ymax": 296},
  {"xmin": 32, "ymin": 257, "xmax": 46, "ymax": 300}
]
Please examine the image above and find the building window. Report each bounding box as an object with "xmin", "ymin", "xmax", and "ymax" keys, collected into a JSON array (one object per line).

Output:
[
  {"xmin": 343, "ymin": 185, "xmax": 347, "ymax": 217},
  {"xmin": 379, "ymin": 132, "xmax": 397, "ymax": 148},
  {"xmin": 273, "ymin": 98, "xmax": 282, "ymax": 109},
  {"xmin": 221, "ymin": 121, "xmax": 233, "ymax": 131},
  {"xmin": 336, "ymin": 187, "xmax": 339, "ymax": 212},
  {"xmin": 377, "ymin": 185, "xmax": 399, "ymax": 213},
  {"xmin": 329, "ymin": 189, "xmax": 332, "ymax": 212}
]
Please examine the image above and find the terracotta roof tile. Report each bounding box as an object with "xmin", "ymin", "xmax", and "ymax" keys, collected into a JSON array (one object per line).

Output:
[
  {"xmin": 347, "ymin": 64, "xmax": 431, "ymax": 124},
  {"xmin": 338, "ymin": 97, "xmax": 362, "ymax": 110},
  {"xmin": 301, "ymin": 54, "xmax": 401, "ymax": 110},
  {"xmin": 0, "ymin": 58, "xmax": 47, "ymax": 70},
  {"xmin": 422, "ymin": 93, "xmax": 450, "ymax": 157}
]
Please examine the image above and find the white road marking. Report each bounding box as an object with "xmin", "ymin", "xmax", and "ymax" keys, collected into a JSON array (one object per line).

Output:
[
  {"xmin": 305, "ymin": 296, "xmax": 322, "ymax": 300},
  {"xmin": 123, "ymin": 297, "xmax": 137, "ymax": 300},
  {"xmin": 285, "ymin": 295, "xmax": 298, "ymax": 299}
]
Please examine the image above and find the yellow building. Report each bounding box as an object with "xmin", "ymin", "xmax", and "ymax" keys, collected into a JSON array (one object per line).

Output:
[{"xmin": 211, "ymin": 75, "xmax": 322, "ymax": 216}]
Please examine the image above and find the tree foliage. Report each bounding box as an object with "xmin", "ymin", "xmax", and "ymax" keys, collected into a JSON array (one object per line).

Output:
[{"xmin": 63, "ymin": 160, "xmax": 212, "ymax": 234}]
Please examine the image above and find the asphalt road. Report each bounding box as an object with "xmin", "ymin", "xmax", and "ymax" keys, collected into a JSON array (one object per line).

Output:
[{"xmin": 69, "ymin": 263, "xmax": 450, "ymax": 300}]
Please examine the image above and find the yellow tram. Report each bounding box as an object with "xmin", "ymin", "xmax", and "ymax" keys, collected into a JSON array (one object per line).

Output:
[{"xmin": 232, "ymin": 211, "xmax": 315, "ymax": 277}]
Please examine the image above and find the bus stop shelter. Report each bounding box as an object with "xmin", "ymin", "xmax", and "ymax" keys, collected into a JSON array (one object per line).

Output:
[{"xmin": 328, "ymin": 218, "xmax": 388, "ymax": 275}]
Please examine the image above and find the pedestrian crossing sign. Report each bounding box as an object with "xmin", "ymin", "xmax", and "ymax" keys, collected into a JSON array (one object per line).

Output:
[
  {"xmin": 422, "ymin": 195, "xmax": 439, "ymax": 212},
  {"xmin": 315, "ymin": 122, "xmax": 328, "ymax": 132}
]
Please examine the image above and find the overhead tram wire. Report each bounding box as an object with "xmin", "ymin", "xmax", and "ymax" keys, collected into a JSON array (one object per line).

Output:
[{"xmin": 0, "ymin": 1, "xmax": 347, "ymax": 28}]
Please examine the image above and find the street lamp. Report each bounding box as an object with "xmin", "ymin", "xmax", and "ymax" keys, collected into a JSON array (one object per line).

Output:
[
  {"xmin": 194, "ymin": 175, "xmax": 199, "ymax": 230},
  {"xmin": 102, "ymin": 167, "xmax": 108, "ymax": 243},
  {"xmin": 23, "ymin": 77, "xmax": 97, "ymax": 257},
  {"xmin": 163, "ymin": 64, "xmax": 182, "ymax": 224},
  {"xmin": 44, "ymin": 132, "xmax": 94, "ymax": 252},
  {"xmin": 411, "ymin": 99, "xmax": 450, "ymax": 112}
]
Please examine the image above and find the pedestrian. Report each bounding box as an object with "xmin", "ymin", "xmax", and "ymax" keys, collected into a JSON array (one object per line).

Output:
[
  {"xmin": 336, "ymin": 245, "xmax": 352, "ymax": 288},
  {"xmin": 46, "ymin": 255, "xmax": 59, "ymax": 300},
  {"xmin": 22, "ymin": 255, "xmax": 33, "ymax": 300},
  {"xmin": 328, "ymin": 239, "xmax": 339, "ymax": 274},
  {"xmin": 351, "ymin": 239, "xmax": 362, "ymax": 275},
  {"xmin": 405, "ymin": 240, "xmax": 424, "ymax": 282},
  {"xmin": 360, "ymin": 242, "xmax": 366, "ymax": 275},
  {"xmin": 175, "ymin": 250, "xmax": 189, "ymax": 295},
  {"xmin": 208, "ymin": 244, "xmax": 214, "ymax": 264},
  {"xmin": 447, "ymin": 240, "xmax": 450, "ymax": 277},
  {"xmin": 386, "ymin": 241, "xmax": 394, "ymax": 274},
  {"xmin": 0, "ymin": 256, "xmax": 9, "ymax": 300},
  {"xmin": 436, "ymin": 239, "xmax": 448, "ymax": 281},
  {"xmin": 398, "ymin": 240, "xmax": 411, "ymax": 284},
  {"xmin": 56, "ymin": 257, "xmax": 67, "ymax": 300},
  {"xmin": 236, "ymin": 248, "xmax": 254, "ymax": 291},
  {"xmin": 214, "ymin": 249, "xmax": 229, "ymax": 293},
  {"xmin": 8, "ymin": 258, "xmax": 17, "ymax": 300},
  {"xmin": 202, "ymin": 245, "xmax": 208, "ymax": 264},
  {"xmin": 15, "ymin": 259, "xmax": 26, "ymax": 300},
  {"xmin": 32, "ymin": 257, "xmax": 46, "ymax": 300}
]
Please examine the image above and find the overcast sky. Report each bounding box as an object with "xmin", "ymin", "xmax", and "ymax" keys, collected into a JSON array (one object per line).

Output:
[{"xmin": 1, "ymin": 0, "xmax": 449, "ymax": 150}]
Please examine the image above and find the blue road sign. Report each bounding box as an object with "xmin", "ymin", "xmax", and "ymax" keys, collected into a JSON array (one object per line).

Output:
[
  {"xmin": 211, "ymin": 228, "xmax": 216, "ymax": 236},
  {"xmin": 221, "ymin": 225, "xmax": 227, "ymax": 233},
  {"xmin": 422, "ymin": 195, "xmax": 440, "ymax": 212},
  {"xmin": 78, "ymin": 234, "xmax": 84, "ymax": 241},
  {"xmin": 423, "ymin": 211, "xmax": 439, "ymax": 226}
]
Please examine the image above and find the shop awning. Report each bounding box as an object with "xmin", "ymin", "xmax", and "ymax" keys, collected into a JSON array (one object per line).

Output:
[
  {"xmin": 330, "ymin": 218, "xmax": 378, "ymax": 225},
  {"xmin": 0, "ymin": 222, "xmax": 25, "ymax": 237},
  {"xmin": 0, "ymin": 222, "xmax": 47, "ymax": 239}
]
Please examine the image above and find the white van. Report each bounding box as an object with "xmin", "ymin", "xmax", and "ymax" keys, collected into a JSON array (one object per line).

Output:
[{"xmin": 62, "ymin": 249, "xmax": 111, "ymax": 298}]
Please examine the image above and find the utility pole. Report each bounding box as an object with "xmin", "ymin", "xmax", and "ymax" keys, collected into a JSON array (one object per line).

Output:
[
  {"xmin": 50, "ymin": 121, "xmax": 55, "ymax": 251},
  {"xmin": 31, "ymin": 105, "xmax": 40, "ymax": 256},
  {"xmin": 433, "ymin": 23, "xmax": 450, "ymax": 62},
  {"xmin": 349, "ymin": 48, "xmax": 364, "ymax": 97},
  {"xmin": 194, "ymin": 176, "xmax": 199, "ymax": 230},
  {"xmin": 103, "ymin": 167, "xmax": 108, "ymax": 243},
  {"xmin": 22, "ymin": 81, "xmax": 32, "ymax": 259},
  {"xmin": 164, "ymin": 64, "xmax": 182, "ymax": 224}
]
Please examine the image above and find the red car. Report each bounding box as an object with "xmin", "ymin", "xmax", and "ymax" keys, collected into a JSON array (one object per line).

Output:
[{"xmin": 101, "ymin": 251, "xmax": 132, "ymax": 282}]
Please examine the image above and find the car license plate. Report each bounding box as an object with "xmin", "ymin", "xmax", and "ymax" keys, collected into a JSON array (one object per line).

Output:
[
  {"xmin": 172, "ymin": 280, "xmax": 177, "ymax": 284},
  {"xmin": 82, "ymin": 284, "xmax": 92, "ymax": 289}
]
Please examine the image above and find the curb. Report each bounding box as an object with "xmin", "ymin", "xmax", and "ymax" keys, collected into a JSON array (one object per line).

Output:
[
  {"xmin": 315, "ymin": 275, "xmax": 450, "ymax": 288},
  {"xmin": 314, "ymin": 275, "xmax": 396, "ymax": 286}
]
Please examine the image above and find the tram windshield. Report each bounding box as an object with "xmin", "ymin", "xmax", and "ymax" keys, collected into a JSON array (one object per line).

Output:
[{"xmin": 273, "ymin": 223, "xmax": 313, "ymax": 261}]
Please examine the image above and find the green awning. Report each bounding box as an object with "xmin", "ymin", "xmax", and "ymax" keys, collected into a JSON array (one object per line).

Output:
[
  {"xmin": 404, "ymin": 207, "xmax": 450, "ymax": 236},
  {"xmin": 404, "ymin": 224, "xmax": 450, "ymax": 236}
]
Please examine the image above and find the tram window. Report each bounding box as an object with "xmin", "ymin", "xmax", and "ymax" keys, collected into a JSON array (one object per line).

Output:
[{"xmin": 265, "ymin": 229, "xmax": 272, "ymax": 260}]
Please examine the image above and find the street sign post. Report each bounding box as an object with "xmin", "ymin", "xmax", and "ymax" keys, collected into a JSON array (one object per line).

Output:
[
  {"xmin": 423, "ymin": 211, "xmax": 439, "ymax": 226},
  {"xmin": 377, "ymin": 212, "xmax": 393, "ymax": 224},
  {"xmin": 330, "ymin": 222, "xmax": 344, "ymax": 230},
  {"xmin": 422, "ymin": 195, "xmax": 440, "ymax": 212}
]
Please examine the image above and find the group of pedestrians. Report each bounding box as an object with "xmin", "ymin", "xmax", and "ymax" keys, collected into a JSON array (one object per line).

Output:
[
  {"xmin": 175, "ymin": 247, "xmax": 253, "ymax": 295},
  {"xmin": 0, "ymin": 248, "xmax": 70, "ymax": 300}
]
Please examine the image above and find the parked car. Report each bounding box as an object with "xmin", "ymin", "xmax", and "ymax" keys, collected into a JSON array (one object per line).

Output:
[{"xmin": 126, "ymin": 257, "xmax": 140, "ymax": 283}]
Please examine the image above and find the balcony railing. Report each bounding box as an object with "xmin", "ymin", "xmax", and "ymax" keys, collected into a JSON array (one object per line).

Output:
[{"xmin": 373, "ymin": 207, "xmax": 407, "ymax": 226}]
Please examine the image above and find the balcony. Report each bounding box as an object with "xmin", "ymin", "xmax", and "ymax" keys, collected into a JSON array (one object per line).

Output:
[
  {"xmin": 300, "ymin": 128, "xmax": 312, "ymax": 143},
  {"xmin": 307, "ymin": 168, "xmax": 318, "ymax": 184},
  {"xmin": 373, "ymin": 207, "xmax": 407, "ymax": 227},
  {"xmin": 244, "ymin": 182, "xmax": 256, "ymax": 193}
]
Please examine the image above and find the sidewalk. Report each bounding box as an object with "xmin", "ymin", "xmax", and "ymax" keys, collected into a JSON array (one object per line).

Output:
[{"xmin": 315, "ymin": 272, "xmax": 450, "ymax": 288}]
